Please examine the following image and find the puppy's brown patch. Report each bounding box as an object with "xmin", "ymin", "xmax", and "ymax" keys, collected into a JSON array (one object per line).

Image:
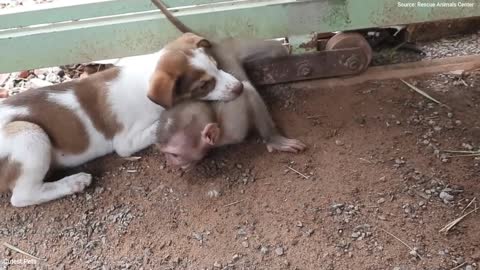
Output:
[
  {"xmin": 148, "ymin": 50, "xmax": 216, "ymax": 107},
  {"xmin": 148, "ymin": 51, "xmax": 189, "ymax": 107},
  {"xmin": 176, "ymin": 69, "xmax": 216, "ymax": 100},
  {"xmin": 5, "ymin": 90, "xmax": 89, "ymax": 154},
  {"xmin": 5, "ymin": 68, "xmax": 123, "ymax": 154},
  {"xmin": 0, "ymin": 157, "xmax": 21, "ymax": 192},
  {"xmin": 164, "ymin": 33, "xmax": 211, "ymax": 54},
  {"xmin": 72, "ymin": 68, "xmax": 123, "ymax": 139}
]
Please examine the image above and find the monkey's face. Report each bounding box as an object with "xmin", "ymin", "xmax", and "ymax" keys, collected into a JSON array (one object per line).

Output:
[
  {"xmin": 166, "ymin": 145, "xmax": 204, "ymax": 169},
  {"xmin": 158, "ymin": 123, "xmax": 220, "ymax": 170}
]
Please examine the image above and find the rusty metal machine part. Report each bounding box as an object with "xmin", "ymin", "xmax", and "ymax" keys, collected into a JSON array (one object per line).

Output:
[
  {"xmin": 325, "ymin": 32, "xmax": 373, "ymax": 65},
  {"xmin": 245, "ymin": 33, "xmax": 373, "ymax": 85}
]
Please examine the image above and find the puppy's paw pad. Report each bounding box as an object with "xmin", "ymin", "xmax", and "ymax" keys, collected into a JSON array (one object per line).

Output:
[{"xmin": 68, "ymin": 173, "xmax": 92, "ymax": 193}]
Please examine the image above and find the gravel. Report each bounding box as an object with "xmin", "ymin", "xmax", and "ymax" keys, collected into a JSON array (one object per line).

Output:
[{"xmin": 373, "ymin": 32, "xmax": 480, "ymax": 66}]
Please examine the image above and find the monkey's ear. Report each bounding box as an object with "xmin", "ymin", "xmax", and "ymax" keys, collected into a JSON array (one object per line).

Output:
[
  {"xmin": 201, "ymin": 123, "xmax": 220, "ymax": 145},
  {"xmin": 148, "ymin": 71, "xmax": 176, "ymax": 108}
]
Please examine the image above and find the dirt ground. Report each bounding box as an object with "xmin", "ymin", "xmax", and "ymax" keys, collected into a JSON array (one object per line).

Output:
[{"xmin": 1, "ymin": 69, "xmax": 479, "ymax": 270}]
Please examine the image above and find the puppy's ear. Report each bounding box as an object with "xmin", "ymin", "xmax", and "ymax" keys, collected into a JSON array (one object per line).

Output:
[
  {"xmin": 183, "ymin": 33, "xmax": 211, "ymax": 48},
  {"xmin": 148, "ymin": 71, "xmax": 176, "ymax": 108},
  {"xmin": 201, "ymin": 123, "xmax": 220, "ymax": 145},
  {"xmin": 196, "ymin": 38, "xmax": 211, "ymax": 48}
]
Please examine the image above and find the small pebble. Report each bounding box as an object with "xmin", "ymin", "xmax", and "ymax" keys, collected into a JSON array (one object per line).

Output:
[
  {"xmin": 207, "ymin": 190, "xmax": 220, "ymax": 198},
  {"xmin": 304, "ymin": 229, "xmax": 314, "ymax": 237},
  {"xmin": 409, "ymin": 249, "xmax": 419, "ymax": 257},
  {"xmin": 232, "ymin": 254, "xmax": 240, "ymax": 262},
  {"xmin": 439, "ymin": 191, "xmax": 454, "ymax": 202},
  {"xmin": 275, "ymin": 247, "xmax": 284, "ymax": 256}
]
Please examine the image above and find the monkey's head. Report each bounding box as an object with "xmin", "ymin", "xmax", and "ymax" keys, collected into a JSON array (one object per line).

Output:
[{"xmin": 156, "ymin": 101, "xmax": 220, "ymax": 170}]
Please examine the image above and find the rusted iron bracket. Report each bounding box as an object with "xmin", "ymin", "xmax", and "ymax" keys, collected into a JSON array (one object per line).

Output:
[{"xmin": 245, "ymin": 47, "xmax": 369, "ymax": 86}]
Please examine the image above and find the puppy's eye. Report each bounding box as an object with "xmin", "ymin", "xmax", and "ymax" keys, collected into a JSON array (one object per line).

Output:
[{"xmin": 198, "ymin": 81, "xmax": 208, "ymax": 90}]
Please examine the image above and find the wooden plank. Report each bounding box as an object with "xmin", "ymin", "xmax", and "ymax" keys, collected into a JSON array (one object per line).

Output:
[
  {"xmin": 294, "ymin": 55, "xmax": 480, "ymax": 89},
  {"xmin": 0, "ymin": 0, "xmax": 230, "ymax": 29},
  {"xmin": 0, "ymin": 0, "xmax": 478, "ymax": 72},
  {"xmin": 0, "ymin": 0, "xmax": 323, "ymax": 72}
]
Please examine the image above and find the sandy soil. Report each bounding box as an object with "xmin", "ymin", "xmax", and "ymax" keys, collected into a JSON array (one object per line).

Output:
[{"xmin": 1, "ymin": 69, "xmax": 479, "ymax": 270}]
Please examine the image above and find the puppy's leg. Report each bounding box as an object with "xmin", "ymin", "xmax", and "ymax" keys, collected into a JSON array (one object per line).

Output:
[
  {"xmin": 243, "ymin": 82, "xmax": 306, "ymax": 153},
  {"xmin": 113, "ymin": 121, "xmax": 159, "ymax": 157},
  {"xmin": 5, "ymin": 122, "xmax": 91, "ymax": 207}
]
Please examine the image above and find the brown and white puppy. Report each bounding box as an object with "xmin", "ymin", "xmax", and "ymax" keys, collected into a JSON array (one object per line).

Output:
[
  {"xmin": 156, "ymin": 40, "xmax": 307, "ymax": 170},
  {"xmin": 0, "ymin": 33, "xmax": 244, "ymax": 207}
]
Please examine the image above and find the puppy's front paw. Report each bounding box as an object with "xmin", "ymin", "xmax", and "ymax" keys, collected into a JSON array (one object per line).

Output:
[
  {"xmin": 266, "ymin": 136, "xmax": 307, "ymax": 153},
  {"xmin": 68, "ymin": 173, "xmax": 92, "ymax": 193}
]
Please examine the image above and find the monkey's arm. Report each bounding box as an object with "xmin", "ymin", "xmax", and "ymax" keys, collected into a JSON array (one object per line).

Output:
[
  {"xmin": 219, "ymin": 39, "xmax": 289, "ymax": 63},
  {"xmin": 244, "ymin": 82, "xmax": 306, "ymax": 153}
]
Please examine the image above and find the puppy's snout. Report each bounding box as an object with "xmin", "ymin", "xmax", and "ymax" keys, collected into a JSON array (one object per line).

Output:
[{"xmin": 232, "ymin": 82, "xmax": 243, "ymax": 95}]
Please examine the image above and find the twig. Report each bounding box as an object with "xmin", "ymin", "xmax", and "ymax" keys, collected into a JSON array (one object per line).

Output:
[
  {"xmin": 439, "ymin": 206, "xmax": 478, "ymax": 233},
  {"xmin": 223, "ymin": 200, "xmax": 245, "ymax": 207},
  {"xmin": 358, "ymin": 158, "xmax": 373, "ymax": 164},
  {"xmin": 400, "ymin": 79, "xmax": 444, "ymax": 106},
  {"xmin": 446, "ymin": 153, "xmax": 480, "ymax": 158},
  {"xmin": 306, "ymin": 115, "xmax": 326, "ymax": 119},
  {"xmin": 123, "ymin": 156, "xmax": 141, "ymax": 161},
  {"xmin": 379, "ymin": 228, "xmax": 422, "ymax": 259},
  {"xmin": 462, "ymin": 197, "xmax": 476, "ymax": 214},
  {"xmin": 286, "ymin": 166, "xmax": 309, "ymax": 179},
  {"xmin": 443, "ymin": 150, "xmax": 480, "ymax": 158},
  {"xmin": 3, "ymin": 242, "xmax": 44, "ymax": 261},
  {"xmin": 443, "ymin": 150, "xmax": 480, "ymax": 154},
  {"xmin": 449, "ymin": 262, "xmax": 466, "ymax": 270}
]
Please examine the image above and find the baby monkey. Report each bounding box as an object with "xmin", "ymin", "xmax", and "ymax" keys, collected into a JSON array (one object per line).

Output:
[{"xmin": 156, "ymin": 39, "xmax": 307, "ymax": 170}]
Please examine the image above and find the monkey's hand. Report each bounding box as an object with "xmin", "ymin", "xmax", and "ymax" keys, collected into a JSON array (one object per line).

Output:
[{"xmin": 266, "ymin": 135, "xmax": 307, "ymax": 153}]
